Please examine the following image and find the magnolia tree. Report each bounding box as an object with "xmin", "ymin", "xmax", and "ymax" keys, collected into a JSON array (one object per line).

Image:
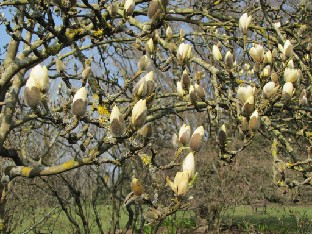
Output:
[{"xmin": 0, "ymin": 0, "xmax": 311, "ymax": 232}]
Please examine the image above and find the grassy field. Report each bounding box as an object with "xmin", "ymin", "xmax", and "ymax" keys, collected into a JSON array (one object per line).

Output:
[
  {"xmin": 223, "ymin": 205, "xmax": 312, "ymax": 233},
  {"xmin": 13, "ymin": 204, "xmax": 312, "ymax": 233}
]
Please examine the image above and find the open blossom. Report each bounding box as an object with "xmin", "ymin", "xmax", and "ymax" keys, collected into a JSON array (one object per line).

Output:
[
  {"xmin": 72, "ymin": 87, "xmax": 88, "ymax": 117},
  {"xmin": 239, "ymin": 13, "xmax": 252, "ymax": 34},
  {"xmin": 166, "ymin": 171, "xmax": 189, "ymax": 196},
  {"xmin": 249, "ymin": 44, "xmax": 264, "ymax": 63},
  {"xmin": 237, "ymin": 85, "xmax": 255, "ymax": 102},
  {"xmin": 284, "ymin": 68, "xmax": 300, "ymax": 83},
  {"xmin": 29, "ymin": 64, "xmax": 49, "ymax": 93}
]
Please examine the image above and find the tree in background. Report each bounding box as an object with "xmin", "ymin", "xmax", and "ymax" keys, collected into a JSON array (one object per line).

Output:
[{"xmin": 0, "ymin": 0, "xmax": 311, "ymax": 232}]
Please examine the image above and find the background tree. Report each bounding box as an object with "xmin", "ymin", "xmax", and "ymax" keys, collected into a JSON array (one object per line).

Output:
[{"xmin": 0, "ymin": 0, "xmax": 311, "ymax": 233}]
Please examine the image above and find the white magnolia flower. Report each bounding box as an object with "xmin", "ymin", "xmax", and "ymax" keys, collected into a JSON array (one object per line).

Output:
[
  {"xmin": 284, "ymin": 68, "xmax": 300, "ymax": 83},
  {"xmin": 239, "ymin": 13, "xmax": 252, "ymax": 34},
  {"xmin": 177, "ymin": 43, "xmax": 192, "ymax": 64},
  {"xmin": 189, "ymin": 126, "xmax": 205, "ymax": 152},
  {"xmin": 29, "ymin": 64, "xmax": 49, "ymax": 93},
  {"xmin": 212, "ymin": 45, "xmax": 222, "ymax": 61},
  {"xmin": 282, "ymin": 82, "xmax": 294, "ymax": 100},
  {"xmin": 263, "ymin": 81, "xmax": 278, "ymax": 99},
  {"xmin": 278, "ymin": 40, "xmax": 293, "ymax": 58},
  {"xmin": 249, "ymin": 110, "xmax": 260, "ymax": 130},
  {"xmin": 131, "ymin": 99, "xmax": 147, "ymax": 128},
  {"xmin": 182, "ymin": 152, "xmax": 195, "ymax": 179},
  {"xmin": 166, "ymin": 171, "xmax": 189, "ymax": 196},
  {"xmin": 178, "ymin": 124, "xmax": 191, "ymax": 145},
  {"xmin": 110, "ymin": 105, "xmax": 126, "ymax": 137},
  {"xmin": 72, "ymin": 87, "xmax": 88, "ymax": 117},
  {"xmin": 249, "ymin": 44, "xmax": 264, "ymax": 63},
  {"xmin": 124, "ymin": 0, "xmax": 135, "ymax": 16}
]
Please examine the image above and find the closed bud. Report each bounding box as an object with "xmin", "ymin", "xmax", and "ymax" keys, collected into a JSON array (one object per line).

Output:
[
  {"xmin": 182, "ymin": 152, "xmax": 195, "ymax": 179},
  {"xmin": 260, "ymin": 65, "xmax": 271, "ymax": 78},
  {"xmin": 239, "ymin": 13, "xmax": 252, "ymax": 34},
  {"xmin": 147, "ymin": 0, "xmax": 160, "ymax": 20},
  {"xmin": 241, "ymin": 117, "xmax": 249, "ymax": 131},
  {"xmin": 218, "ymin": 124, "xmax": 227, "ymax": 148},
  {"xmin": 279, "ymin": 40, "xmax": 293, "ymax": 58},
  {"xmin": 287, "ymin": 59, "xmax": 294, "ymax": 69},
  {"xmin": 263, "ymin": 50, "xmax": 272, "ymax": 64},
  {"xmin": 179, "ymin": 29, "xmax": 185, "ymax": 40},
  {"xmin": 55, "ymin": 57, "xmax": 65, "ymax": 73},
  {"xmin": 189, "ymin": 85, "xmax": 197, "ymax": 105},
  {"xmin": 131, "ymin": 99, "xmax": 147, "ymax": 128},
  {"xmin": 30, "ymin": 64, "xmax": 49, "ymax": 93},
  {"xmin": 194, "ymin": 84, "xmax": 205, "ymax": 101},
  {"xmin": 131, "ymin": 178, "xmax": 144, "ymax": 196},
  {"xmin": 110, "ymin": 105, "xmax": 126, "ymax": 137},
  {"xmin": 138, "ymin": 123, "xmax": 153, "ymax": 138},
  {"xmin": 224, "ymin": 51, "xmax": 233, "ymax": 68},
  {"xmin": 177, "ymin": 43, "xmax": 192, "ymax": 64},
  {"xmin": 82, "ymin": 66, "xmax": 91, "ymax": 80},
  {"xmin": 72, "ymin": 87, "xmax": 88, "ymax": 117},
  {"xmin": 212, "ymin": 45, "xmax": 222, "ymax": 61},
  {"xmin": 124, "ymin": 0, "xmax": 135, "ymax": 16},
  {"xmin": 282, "ymin": 82, "xmax": 294, "ymax": 100},
  {"xmin": 249, "ymin": 110, "xmax": 260, "ymax": 131},
  {"xmin": 189, "ymin": 126, "xmax": 204, "ymax": 152},
  {"xmin": 242, "ymin": 95, "xmax": 255, "ymax": 116},
  {"xmin": 177, "ymin": 81, "xmax": 184, "ymax": 97},
  {"xmin": 24, "ymin": 77, "xmax": 41, "ymax": 107},
  {"xmin": 249, "ymin": 44, "xmax": 264, "ymax": 63},
  {"xmin": 146, "ymin": 38, "xmax": 155, "ymax": 55},
  {"xmin": 181, "ymin": 69, "xmax": 190, "ymax": 89},
  {"xmin": 178, "ymin": 124, "xmax": 191, "ymax": 145},
  {"xmin": 166, "ymin": 26, "xmax": 173, "ymax": 41},
  {"xmin": 299, "ymin": 89, "xmax": 308, "ymax": 106},
  {"xmin": 263, "ymin": 81, "xmax": 278, "ymax": 99},
  {"xmin": 138, "ymin": 55, "xmax": 150, "ymax": 71}
]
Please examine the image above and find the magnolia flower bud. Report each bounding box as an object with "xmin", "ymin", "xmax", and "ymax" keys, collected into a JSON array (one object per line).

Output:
[
  {"xmin": 110, "ymin": 106, "xmax": 126, "ymax": 137},
  {"xmin": 189, "ymin": 126, "xmax": 204, "ymax": 152},
  {"xmin": 282, "ymin": 82, "xmax": 294, "ymax": 100},
  {"xmin": 224, "ymin": 51, "xmax": 233, "ymax": 68},
  {"xmin": 30, "ymin": 64, "xmax": 49, "ymax": 93},
  {"xmin": 279, "ymin": 40, "xmax": 293, "ymax": 58},
  {"xmin": 249, "ymin": 110, "xmax": 260, "ymax": 131},
  {"xmin": 131, "ymin": 178, "xmax": 143, "ymax": 196},
  {"xmin": 24, "ymin": 77, "xmax": 41, "ymax": 107},
  {"xmin": 218, "ymin": 124, "xmax": 227, "ymax": 148},
  {"xmin": 182, "ymin": 152, "xmax": 195, "ymax": 179},
  {"xmin": 242, "ymin": 95, "xmax": 255, "ymax": 116},
  {"xmin": 179, "ymin": 124, "xmax": 191, "ymax": 145},
  {"xmin": 166, "ymin": 26, "xmax": 173, "ymax": 41},
  {"xmin": 212, "ymin": 45, "xmax": 222, "ymax": 61},
  {"xmin": 271, "ymin": 72, "xmax": 279, "ymax": 82},
  {"xmin": 194, "ymin": 84, "xmax": 205, "ymax": 101},
  {"xmin": 55, "ymin": 57, "xmax": 65, "ymax": 73},
  {"xmin": 131, "ymin": 99, "xmax": 147, "ymax": 129},
  {"xmin": 263, "ymin": 50, "xmax": 272, "ymax": 64},
  {"xmin": 249, "ymin": 44, "xmax": 264, "ymax": 63},
  {"xmin": 189, "ymin": 85, "xmax": 197, "ymax": 105},
  {"xmin": 179, "ymin": 29, "xmax": 185, "ymax": 40},
  {"xmin": 284, "ymin": 68, "xmax": 300, "ymax": 83},
  {"xmin": 299, "ymin": 89, "xmax": 308, "ymax": 106},
  {"xmin": 260, "ymin": 65, "xmax": 271, "ymax": 78},
  {"xmin": 181, "ymin": 69, "xmax": 190, "ymax": 89},
  {"xmin": 138, "ymin": 123, "xmax": 153, "ymax": 138},
  {"xmin": 177, "ymin": 81, "xmax": 184, "ymax": 97},
  {"xmin": 241, "ymin": 117, "xmax": 249, "ymax": 131},
  {"xmin": 166, "ymin": 171, "xmax": 189, "ymax": 196},
  {"xmin": 147, "ymin": 0, "xmax": 160, "ymax": 20},
  {"xmin": 124, "ymin": 0, "xmax": 135, "ymax": 16},
  {"xmin": 263, "ymin": 81, "xmax": 278, "ymax": 99},
  {"xmin": 273, "ymin": 22, "xmax": 281, "ymax": 29},
  {"xmin": 239, "ymin": 13, "xmax": 252, "ymax": 34},
  {"xmin": 177, "ymin": 43, "xmax": 192, "ymax": 64},
  {"xmin": 72, "ymin": 87, "xmax": 88, "ymax": 117},
  {"xmin": 138, "ymin": 55, "xmax": 150, "ymax": 71},
  {"xmin": 144, "ymin": 207, "xmax": 161, "ymax": 223},
  {"xmin": 133, "ymin": 71, "xmax": 155, "ymax": 98},
  {"xmin": 287, "ymin": 59, "xmax": 294, "ymax": 69},
  {"xmin": 82, "ymin": 66, "xmax": 91, "ymax": 80},
  {"xmin": 146, "ymin": 38, "xmax": 155, "ymax": 55}
]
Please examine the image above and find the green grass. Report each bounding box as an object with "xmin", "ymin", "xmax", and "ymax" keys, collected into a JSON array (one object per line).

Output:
[{"xmin": 224, "ymin": 205, "xmax": 312, "ymax": 233}]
